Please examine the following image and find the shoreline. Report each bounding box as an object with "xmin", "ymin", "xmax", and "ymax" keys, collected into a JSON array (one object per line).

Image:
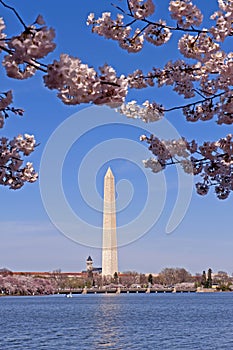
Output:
[{"xmin": 1, "ymin": 288, "xmax": 232, "ymax": 297}]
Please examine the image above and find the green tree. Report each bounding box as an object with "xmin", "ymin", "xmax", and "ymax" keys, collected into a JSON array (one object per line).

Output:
[
  {"xmin": 201, "ymin": 271, "xmax": 207, "ymax": 287},
  {"xmin": 201, "ymin": 269, "xmax": 212, "ymax": 288},
  {"xmin": 148, "ymin": 274, "xmax": 153, "ymax": 285},
  {"xmin": 113, "ymin": 272, "xmax": 118, "ymax": 284},
  {"xmin": 206, "ymin": 268, "xmax": 212, "ymax": 288}
]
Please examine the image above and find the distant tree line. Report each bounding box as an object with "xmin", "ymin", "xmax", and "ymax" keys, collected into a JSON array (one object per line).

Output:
[
  {"xmin": 0, "ymin": 274, "xmax": 56, "ymax": 295},
  {"xmin": 0, "ymin": 267, "xmax": 233, "ymax": 295}
]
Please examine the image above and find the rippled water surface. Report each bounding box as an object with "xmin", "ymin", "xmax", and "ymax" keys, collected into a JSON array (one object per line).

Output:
[{"xmin": 0, "ymin": 293, "xmax": 233, "ymax": 349}]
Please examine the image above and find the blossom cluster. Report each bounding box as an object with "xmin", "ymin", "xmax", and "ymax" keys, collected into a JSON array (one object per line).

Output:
[
  {"xmin": 178, "ymin": 33, "xmax": 219, "ymax": 61},
  {"xmin": 127, "ymin": 60, "xmax": 202, "ymax": 100},
  {"xmin": 144, "ymin": 22, "xmax": 172, "ymax": 46},
  {"xmin": 181, "ymin": 91, "xmax": 233, "ymax": 125},
  {"xmin": 141, "ymin": 133, "xmax": 233, "ymax": 199},
  {"xmin": 0, "ymin": 90, "xmax": 24, "ymax": 129},
  {"xmin": 2, "ymin": 16, "xmax": 55, "ymax": 79},
  {"xmin": 169, "ymin": 0, "xmax": 203, "ymax": 28},
  {"xmin": 127, "ymin": 69, "xmax": 154, "ymax": 89},
  {"xmin": 44, "ymin": 54, "xmax": 128, "ymax": 107},
  {"xmin": 154, "ymin": 60, "xmax": 201, "ymax": 98},
  {"xmin": 87, "ymin": 12, "xmax": 144, "ymax": 53},
  {"xmin": 87, "ymin": 9, "xmax": 171, "ymax": 53},
  {"xmin": 0, "ymin": 134, "xmax": 38, "ymax": 189},
  {"xmin": 128, "ymin": 0, "xmax": 155, "ymax": 19},
  {"xmin": 118, "ymin": 100, "xmax": 164, "ymax": 122},
  {"xmin": 183, "ymin": 100, "xmax": 215, "ymax": 122},
  {"xmin": 0, "ymin": 17, "xmax": 6, "ymax": 52},
  {"xmin": 125, "ymin": 51, "xmax": 233, "ymax": 125},
  {"xmin": 210, "ymin": 1, "xmax": 233, "ymax": 42},
  {"xmin": 0, "ymin": 90, "xmax": 13, "ymax": 128},
  {"xmin": 87, "ymin": 12, "xmax": 130, "ymax": 41},
  {"xmin": 0, "ymin": 50, "xmax": 36, "ymax": 189}
]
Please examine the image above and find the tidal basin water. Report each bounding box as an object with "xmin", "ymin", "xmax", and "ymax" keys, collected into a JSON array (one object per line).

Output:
[{"xmin": 0, "ymin": 293, "xmax": 233, "ymax": 349}]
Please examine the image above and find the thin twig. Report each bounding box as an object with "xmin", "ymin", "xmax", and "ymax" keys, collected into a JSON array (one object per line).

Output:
[
  {"xmin": 111, "ymin": 3, "xmax": 127, "ymax": 15},
  {"xmin": 193, "ymin": 89, "xmax": 206, "ymax": 99},
  {"xmin": 131, "ymin": 23, "xmax": 150, "ymax": 40},
  {"xmin": 126, "ymin": 0, "xmax": 133, "ymax": 16},
  {"xmin": 0, "ymin": 0, "xmax": 27, "ymax": 30}
]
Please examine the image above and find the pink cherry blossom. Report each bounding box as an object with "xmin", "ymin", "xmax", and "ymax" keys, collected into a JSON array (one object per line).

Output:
[
  {"xmin": 0, "ymin": 17, "xmax": 6, "ymax": 52},
  {"xmin": 44, "ymin": 55, "xmax": 128, "ymax": 107},
  {"xmin": 2, "ymin": 18, "xmax": 55, "ymax": 80},
  {"xmin": 129, "ymin": 0, "xmax": 155, "ymax": 19},
  {"xmin": 169, "ymin": 0, "xmax": 203, "ymax": 29},
  {"xmin": 144, "ymin": 21, "xmax": 172, "ymax": 46},
  {"xmin": 118, "ymin": 100, "xmax": 164, "ymax": 122}
]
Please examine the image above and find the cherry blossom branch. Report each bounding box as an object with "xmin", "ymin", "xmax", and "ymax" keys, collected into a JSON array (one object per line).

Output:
[
  {"xmin": 0, "ymin": 134, "xmax": 38, "ymax": 189},
  {"xmin": 164, "ymin": 90, "xmax": 230, "ymax": 112},
  {"xmin": 141, "ymin": 133, "xmax": 233, "ymax": 199},
  {"xmin": 0, "ymin": 47, "xmax": 48, "ymax": 73},
  {"xmin": 112, "ymin": 2, "xmax": 208, "ymax": 34},
  {"xmin": 132, "ymin": 18, "xmax": 207, "ymax": 34}
]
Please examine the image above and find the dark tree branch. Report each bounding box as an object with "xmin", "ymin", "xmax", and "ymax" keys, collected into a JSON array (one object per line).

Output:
[{"xmin": 0, "ymin": 45, "xmax": 48, "ymax": 73}]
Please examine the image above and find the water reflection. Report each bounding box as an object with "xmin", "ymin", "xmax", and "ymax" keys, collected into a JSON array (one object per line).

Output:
[{"xmin": 92, "ymin": 295, "xmax": 123, "ymax": 349}]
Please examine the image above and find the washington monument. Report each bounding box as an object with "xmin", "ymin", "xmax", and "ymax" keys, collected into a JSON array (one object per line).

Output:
[{"xmin": 102, "ymin": 167, "xmax": 118, "ymax": 277}]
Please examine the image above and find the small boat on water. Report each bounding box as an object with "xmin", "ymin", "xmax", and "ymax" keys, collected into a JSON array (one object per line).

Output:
[{"xmin": 66, "ymin": 292, "xmax": 72, "ymax": 298}]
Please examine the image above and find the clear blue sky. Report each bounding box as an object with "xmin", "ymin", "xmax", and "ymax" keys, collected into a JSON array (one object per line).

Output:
[{"xmin": 0, "ymin": 0, "xmax": 232, "ymax": 275}]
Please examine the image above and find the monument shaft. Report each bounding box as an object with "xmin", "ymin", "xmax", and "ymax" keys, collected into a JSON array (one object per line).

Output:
[{"xmin": 102, "ymin": 167, "xmax": 118, "ymax": 277}]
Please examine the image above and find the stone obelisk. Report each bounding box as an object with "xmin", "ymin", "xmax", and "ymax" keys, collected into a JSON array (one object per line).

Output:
[{"xmin": 102, "ymin": 167, "xmax": 118, "ymax": 277}]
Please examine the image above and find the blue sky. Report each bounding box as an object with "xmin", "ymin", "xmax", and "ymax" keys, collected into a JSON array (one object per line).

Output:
[{"xmin": 0, "ymin": 0, "xmax": 232, "ymax": 275}]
